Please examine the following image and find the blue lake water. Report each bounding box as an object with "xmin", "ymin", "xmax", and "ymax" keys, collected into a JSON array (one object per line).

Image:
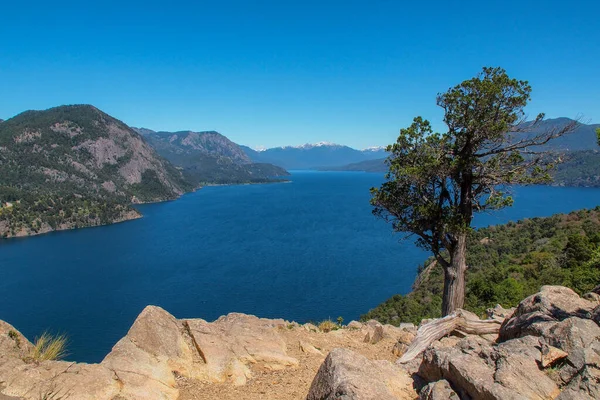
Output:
[{"xmin": 1, "ymin": 171, "xmax": 599, "ymax": 363}]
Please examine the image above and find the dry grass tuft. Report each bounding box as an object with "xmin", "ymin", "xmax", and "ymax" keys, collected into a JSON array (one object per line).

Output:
[
  {"xmin": 29, "ymin": 332, "xmax": 68, "ymax": 362},
  {"xmin": 317, "ymin": 319, "xmax": 339, "ymax": 333}
]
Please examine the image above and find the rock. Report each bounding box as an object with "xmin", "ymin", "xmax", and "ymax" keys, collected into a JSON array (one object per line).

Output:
[
  {"xmin": 307, "ymin": 348, "xmax": 416, "ymax": 400},
  {"xmin": 1, "ymin": 308, "xmax": 301, "ymax": 399},
  {"xmin": 398, "ymin": 323, "xmax": 416, "ymax": 331},
  {"xmin": 0, "ymin": 321, "xmax": 32, "ymax": 359},
  {"xmin": 500, "ymin": 286, "xmax": 596, "ymax": 342},
  {"xmin": 304, "ymin": 323, "xmax": 319, "ymax": 332},
  {"xmin": 392, "ymin": 341, "xmax": 409, "ymax": 357},
  {"xmin": 347, "ymin": 321, "xmax": 363, "ymax": 329},
  {"xmin": 591, "ymin": 305, "xmax": 600, "ymax": 326},
  {"xmin": 542, "ymin": 317, "xmax": 600, "ymax": 370},
  {"xmin": 540, "ymin": 344, "xmax": 568, "ymax": 368},
  {"xmin": 370, "ymin": 325, "xmax": 385, "ymax": 344},
  {"xmin": 392, "ymin": 329, "xmax": 416, "ymax": 357},
  {"xmin": 184, "ymin": 313, "xmax": 298, "ymax": 382},
  {"xmin": 419, "ymin": 335, "xmax": 560, "ymax": 400},
  {"xmin": 299, "ymin": 341, "xmax": 324, "ymax": 356},
  {"xmin": 487, "ymin": 304, "xmax": 516, "ymax": 321},
  {"xmin": 100, "ymin": 305, "xmax": 198, "ymax": 399},
  {"xmin": 583, "ymin": 292, "xmax": 600, "ymax": 305},
  {"xmin": 508, "ymin": 286, "xmax": 594, "ymax": 324},
  {"xmin": 419, "ymin": 380, "xmax": 459, "ymax": 400},
  {"xmin": 362, "ymin": 321, "xmax": 385, "ymax": 344},
  {"xmin": 1, "ymin": 361, "xmax": 121, "ymax": 400},
  {"xmin": 557, "ymin": 365, "xmax": 600, "ymax": 399}
]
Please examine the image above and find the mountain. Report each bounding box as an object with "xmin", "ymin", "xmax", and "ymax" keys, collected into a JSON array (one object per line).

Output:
[
  {"xmin": 241, "ymin": 143, "xmax": 388, "ymax": 169},
  {"xmin": 553, "ymin": 150, "xmax": 600, "ymax": 187},
  {"xmin": 138, "ymin": 129, "xmax": 289, "ymax": 186},
  {"xmin": 139, "ymin": 129, "xmax": 252, "ymax": 165},
  {"xmin": 514, "ymin": 117, "xmax": 600, "ymax": 151},
  {"xmin": 324, "ymin": 119, "xmax": 600, "ymax": 180},
  {"xmin": 0, "ymin": 105, "xmax": 190, "ymax": 238},
  {"xmin": 320, "ymin": 157, "xmax": 387, "ymax": 173}
]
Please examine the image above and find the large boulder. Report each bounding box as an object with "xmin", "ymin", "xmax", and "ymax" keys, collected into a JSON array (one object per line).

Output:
[
  {"xmin": 418, "ymin": 335, "xmax": 560, "ymax": 400},
  {"xmin": 184, "ymin": 313, "xmax": 298, "ymax": 385},
  {"xmin": 101, "ymin": 305, "xmax": 196, "ymax": 399},
  {"xmin": 307, "ymin": 348, "xmax": 416, "ymax": 400},
  {"xmin": 500, "ymin": 285, "xmax": 595, "ymax": 341}
]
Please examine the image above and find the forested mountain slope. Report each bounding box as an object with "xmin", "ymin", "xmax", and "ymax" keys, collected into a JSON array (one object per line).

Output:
[
  {"xmin": 0, "ymin": 105, "xmax": 190, "ymax": 237},
  {"xmin": 362, "ymin": 208, "xmax": 600, "ymax": 324}
]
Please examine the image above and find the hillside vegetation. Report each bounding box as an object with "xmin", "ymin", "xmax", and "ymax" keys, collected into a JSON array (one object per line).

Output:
[
  {"xmin": 362, "ymin": 207, "xmax": 600, "ymax": 324},
  {"xmin": 140, "ymin": 130, "xmax": 290, "ymax": 186},
  {"xmin": 0, "ymin": 105, "xmax": 190, "ymax": 237}
]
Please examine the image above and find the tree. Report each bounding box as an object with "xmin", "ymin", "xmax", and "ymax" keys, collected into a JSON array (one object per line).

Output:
[{"xmin": 371, "ymin": 67, "xmax": 576, "ymax": 316}]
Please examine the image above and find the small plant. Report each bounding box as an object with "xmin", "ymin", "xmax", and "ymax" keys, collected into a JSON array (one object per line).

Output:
[
  {"xmin": 318, "ymin": 319, "xmax": 339, "ymax": 333},
  {"xmin": 336, "ymin": 316, "xmax": 344, "ymax": 326},
  {"xmin": 29, "ymin": 332, "xmax": 68, "ymax": 362},
  {"xmin": 8, "ymin": 329, "xmax": 21, "ymax": 347}
]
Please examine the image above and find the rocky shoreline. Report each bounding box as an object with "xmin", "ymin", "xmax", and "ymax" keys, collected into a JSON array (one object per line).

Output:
[
  {"xmin": 1, "ymin": 285, "xmax": 599, "ymax": 399},
  {"xmin": 0, "ymin": 208, "xmax": 142, "ymax": 239}
]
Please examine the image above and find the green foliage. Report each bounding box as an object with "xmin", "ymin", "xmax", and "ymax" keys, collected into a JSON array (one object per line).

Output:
[
  {"xmin": 371, "ymin": 66, "xmax": 574, "ymax": 314},
  {"xmin": 552, "ymin": 150, "xmax": 600, "ymax": 187},
  {"xmin": 361, "ymin": 208, "xmax": 600, "ymax": 324}
]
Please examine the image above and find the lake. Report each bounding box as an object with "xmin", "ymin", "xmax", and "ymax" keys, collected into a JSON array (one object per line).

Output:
[{"xmin": 1, "ymin": 171, "xmax": 599, "ymax": 363}]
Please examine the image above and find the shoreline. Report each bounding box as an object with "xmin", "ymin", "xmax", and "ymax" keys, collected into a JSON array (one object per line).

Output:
[{"xmin": 0, "ymin": 178, "xmax": 291, "ymax": 240}]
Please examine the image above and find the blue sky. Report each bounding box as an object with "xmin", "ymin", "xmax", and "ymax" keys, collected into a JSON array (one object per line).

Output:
[{"xmin": 1, "ymin": 0, "xmax": 598, "ymax": 149}]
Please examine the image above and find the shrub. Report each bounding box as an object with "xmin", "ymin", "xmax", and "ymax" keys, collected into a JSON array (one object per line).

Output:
[
  {"xmin": 318, "ymin": 319, "xmax": 339, "ymax": 333},
  {"xmin": 28, "ymin": 332, "xmax": 68, "ymax": 362}
]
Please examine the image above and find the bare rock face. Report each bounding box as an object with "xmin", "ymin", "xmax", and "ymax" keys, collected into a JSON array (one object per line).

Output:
[
  {"xmin": 0, "ymin": 307, "xmax": 300, "ymax": 400},
  {"xmin": 0, "ymin": 320, "xmax": 33, "ymax": 359},
  {"xmin": 307, "ymin": 348, "xmax": 416, "ymax": 400},
  {"xmin": 183, "ymin": 313, "xmax": 298, "ymax": 385}
]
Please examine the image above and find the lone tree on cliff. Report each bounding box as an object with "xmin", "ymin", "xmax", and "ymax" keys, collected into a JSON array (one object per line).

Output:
[{"xmin": 371, "ymin": 67, "xmax": 576, "ymax": 316}]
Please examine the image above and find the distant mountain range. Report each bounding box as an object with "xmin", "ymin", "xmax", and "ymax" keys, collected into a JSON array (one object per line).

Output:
[
  {"xmin": 240, "ymin": 143, "xmax": 387, "ymax": 169},
  {"xmin": 0, "ymin": 105, "xmax": 288, "ymax": 238},
  {"xmin": 1, "ymin": 110, "xmax": 598, "ymax": 239},
  {"xmin": 322, "ymin": 118, "xmax": 600, "ymax": 187},
  {"xmin": 134, "ymin": 129, "xmax": 289, "ymax": 186}
]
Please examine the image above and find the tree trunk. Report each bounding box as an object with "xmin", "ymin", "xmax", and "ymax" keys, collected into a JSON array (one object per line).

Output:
[
  {"xmin": 397, "ymin": 309, "xmax": 501, "ymax": 363},
  {"xmin": 442, "ymin": 232, "xmax": 467, "ymax": 316}
]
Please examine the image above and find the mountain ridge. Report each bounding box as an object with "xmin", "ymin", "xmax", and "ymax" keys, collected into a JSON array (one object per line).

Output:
[
  {"xmin": 241, "ymin": 143, "xmax": 387, "ymax": 169},
  {"xmin": 0, "ymin": 104, "xmax": 191, "ymax": 237},
  {"xmin": 137, "ymin": 128, "xmax": 289, "ymax": 186}
]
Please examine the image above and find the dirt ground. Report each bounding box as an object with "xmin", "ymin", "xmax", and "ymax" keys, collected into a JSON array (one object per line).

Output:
[{"xmin": 178, "ymin": 324, "xmax": 401, "ymax": 400}]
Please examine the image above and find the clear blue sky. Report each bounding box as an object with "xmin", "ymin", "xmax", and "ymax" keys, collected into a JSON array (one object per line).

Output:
[{"xmin": 1, "ymin": 0, "xmax": 598, "ymax": 149}]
